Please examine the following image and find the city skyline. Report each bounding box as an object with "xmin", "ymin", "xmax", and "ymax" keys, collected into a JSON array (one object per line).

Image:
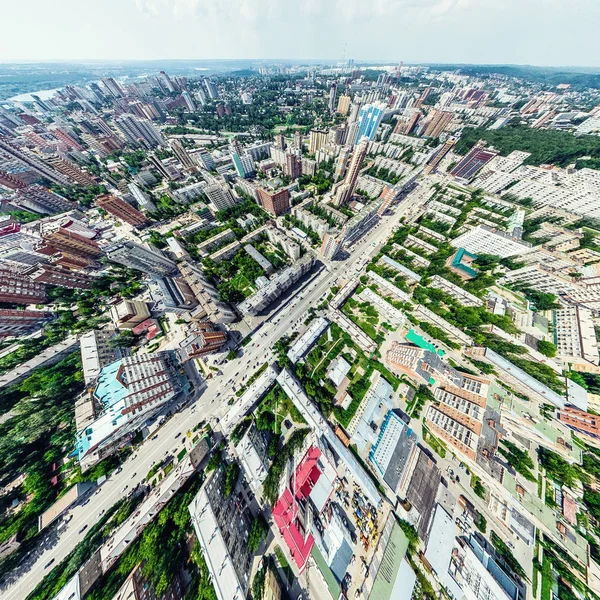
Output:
[{"xmin": 1, "ymin": 0, "xmax": 600, "ymax": 67}]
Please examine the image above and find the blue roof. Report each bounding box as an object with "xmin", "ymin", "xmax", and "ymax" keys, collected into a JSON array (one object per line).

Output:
[{"xmin": 95, "ymin": 359, "xmax": 127, "ymax": 409}]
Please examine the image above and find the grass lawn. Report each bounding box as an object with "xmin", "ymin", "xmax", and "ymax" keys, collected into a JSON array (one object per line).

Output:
[{"xmin": 422, "ymin": 425, "xmax": 447, "ymax": 458}]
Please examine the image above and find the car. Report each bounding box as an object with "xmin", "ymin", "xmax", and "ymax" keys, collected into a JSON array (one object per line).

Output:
[
  {"xmin": 44, "ymin": 559, "xmax": 55, "ymax": 569},
  {"xmin": 151, "ymin": 434, "xmax": 158, "ymax": 441},
  {"xmin": 78, "ymin": 525, "xmax": 88, "ymax": 534},
  {"xmin": 81, "ymin": 498, "xmax": 90, "ymax": 506}
]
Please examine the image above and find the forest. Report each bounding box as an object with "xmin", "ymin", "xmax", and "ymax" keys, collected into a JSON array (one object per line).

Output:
[{"xmin": 454, "ymin": 125, "xmax": 600, "ymax": 168}]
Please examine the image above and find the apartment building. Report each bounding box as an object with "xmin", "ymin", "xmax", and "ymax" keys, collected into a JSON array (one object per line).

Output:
[{"xmin": 450, "ymin": 225, "xmax": 531, "ymax": 258}]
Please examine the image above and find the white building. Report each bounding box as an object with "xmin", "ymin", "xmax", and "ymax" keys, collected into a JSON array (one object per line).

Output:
[{"xmin": 450, "ymin": 225, "xmax": 531, "ymax": 258}]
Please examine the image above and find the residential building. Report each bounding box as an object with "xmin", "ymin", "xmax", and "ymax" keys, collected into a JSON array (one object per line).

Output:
[
  {"xmin": 169, "ymin": 139, "xmax": 196, "ymax": 170},
  {"xmin": 332, "ymin": 139, "xmax": 368, "ymax": 206},
  {"xmin": 553, "ymin": 305, "xmax": 599, "ymax": 368},
  {"xmin": 258, "ymin": 185, "xmax": 290, "ymax": 216},
  {"xmin": 0, "ymin": 135, "xmax": 71, "ymax": 186},
  {"xmin": 425, "ymin": 376, "xmax": 490, "ymax": 461},
  {"xmin": 244, "ymin": 244, "xmax": 273, "ymax": 274},
  {"xmin": 79, "ymin": 329, "xmax": 124, "ymax": 385},
  {"xmin": 337, "ymin": 94, "xmax": 351, "ymax": 116},
  {"xmin": 354, "ymin": 102, "xmax": 386, "ymax": 144},
  {"xmin": 328, "ymin": 82, "xmax": 337, "ymax": 112},
  {"xmin": 558, "ymin": 406, "xmax": 600, "ymax": 441},
  {"xmin": 308, "ymin": 129, "xmax": 328, "ymax": 154},
  {"xmin": 421, "ymin": 109, "xmax": 453, "ymax": 138},
  {"xmin": 23, "ymin": 264, "xmax": 95, "ymax": 289},
  {"xmin": 188, "ymin": 467, "xmax": 253, "ymax": 600},
  {"xmin": 449, "ymin": 534, "xmax": 520, "ymax": 600},
  {"xmin": 74, "ymin": 352, "xmax": 181, "ymax": 467},
  {"xmin": 179, "ymin": 322, "xmax": 227, "ymax": 361},
  {"xmin": 0, "ymin": 309, "xmax": 50, "ymax": 339},
  {"xmin": 44, "ymin": 156, "xmax": 96, "ymax": 186},
  {"xmin": 320, "ymin": 230, "xmax": 344, "ymax": 260},
  {"xmin": 96, "ymin": 194, "xmax": 151, "ymax": 228},
  {"xmin": 106, "ymin": 240, "xmax": 178, "ymax": 277},
  {"xmin": 232, "ymin": 152, "xmax": 255, "ymax": 179},
  {"xmin": 115, "ymin": 115, "xmax": 165, "ymax": 148},
  {"xmin": 424, "ymin": 138, "xmax": 456, "ymax": 174},
  {"xmin": 204, "ymin": 183, "xmax": 237, "ymax": 211},
  {"xmin": 283, "ymin": 152, "xmax": 302, "ymax": 180},
  {"xmin": 177, "ymin": 261, "xmax": 237, "ymax": 323},
  {"xmin": 451, "ymin": 144, "xmax": 498, "ymax": 181},
  {"xmin": 450, "ymin": 225, "xmax": 531, "ymax": 258},
  {"xmin": 265, "ymin": 226, "xmax": 301, "ymax": 260},
  {"xmin": 237, "ymin": 254, "xmax": 314, "ymax": 316},
  {"xmin": 110, "ymin": 299, "xmax": 151, "ymax": 329},
  {"xmin": 0, "ymin": 267, "xmax": 47, "ymax": 304}
]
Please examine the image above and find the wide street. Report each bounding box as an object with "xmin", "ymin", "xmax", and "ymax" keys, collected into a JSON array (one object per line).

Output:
[{"xmin": 1, "ymin": 184, "xmax": 428, "ymax": 600}]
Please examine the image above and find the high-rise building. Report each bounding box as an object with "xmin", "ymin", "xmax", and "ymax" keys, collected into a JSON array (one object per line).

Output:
[
  {"xmin": 283, "ymin": 152, "xmax": 302, "ymax": 180},
  {"xmin": 275, "ymin": 134, "xmax": 286, "ymax": 150},
  {"xmin": 232, "ymin": 152, "xmax": 255, "ymax": 179},
  {"xmin": 115, "ymin": 115, "xmax": 165, "ymax": 149},
  {"xmin": 194, "ymin": 149, "xmax": 215, "ymax": 171},
  {"xmin": 128, "ymin": 182, "xmax": 157, "ymax": 213},
  {"xmin": 182, "ymin": 91, "xmax": 196, "ymax": 112},
  {"xmin": 308, "ymin": 129, "xmax": 328, "ymax": 154},
  {"xmin": 204, "ymin": 79, "xmax": 219, "ymax": 99},
  {"xmin": 170, "ymin": 139, "xmax": 196, "ymax": 170},
  {"xmin": 337, "ymin": 94, "xmax": 351, "ymax": 116},
  {"xmin": 0, "ymin": 309, "xmax": 50, "ymax": 339},
  {"xmin": 421, "ymin": 109, "xmax": 453, "ymax": 138},
  {"xmin": 328, "ymin": 83, "xmax": 338, "ymax": 113},
  {"xmin": 451, "ymin": 144, "xmax": 498, "ymax": 181},
  {"xmin": 204, "ymin": 183, "xmax": 237, "ymax": 211},
  {"xmin": 333, "ymin": 140, "xmax": 368, "ymax": 206},
  {"xmin": 101, "ymin": 77, "xmax": 125, "ymax": 98},
  {"xmin": 105, "ymin": 240, "xmax": 178, "ymax": 277},
  {"xmin": 0, "ymin": 136, "xmax": 71, "ymax": 186},
  {"xmin": 348, "ymin": 102, "xmax": 361, "ymax": 124},
  {"xmin": 23, "ymin": 264, "xmax": 96, "ymax": 289},
  {"xmin": 258, "ymin": 186, "xmax": 290, "ymax": 216},
  {"xmin": 320, "ymin": 231, "xmax": 344, "ymax": 260},
  {"xmin": 354, "ymin": 102, "xmax": 386, "ymax": 144},
  {"xmin": 96, "ymin": 194, "xmax": 151, "ymax": 228},
  {"xmin": 294, "ymin": 130, "xmax": 303, "ymax": 150},
  {"xmin": 333, "ymin": 147, "xmax": 352, "ymax": 181},
  {"xmin": 414, "ymin": 87, "xmax": 430, "ymax": 108},
  {"xmin": 394, "ymin": 110, "xmax": 421, "ymax": 135},
  {"xmin": 159, "ymin": 70, "xmax": 176, "ymax": 93},
  {"xmin": 0, "ymin": 267, "xmax": 47, "ymax": 304}
]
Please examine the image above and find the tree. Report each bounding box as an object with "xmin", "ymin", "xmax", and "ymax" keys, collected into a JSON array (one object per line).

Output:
[
  {"xmin": 537, "ymin": 340, "xmax": 557, "ymax": 357},
  {"xmin": 247, "ymin": 515, "xmax": 269, "ymax": 552}
]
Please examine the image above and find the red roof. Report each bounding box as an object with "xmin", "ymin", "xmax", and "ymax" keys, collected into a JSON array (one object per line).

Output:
[
  {"xmin": 273, "ymin": 488, "xmax": 314, "ymax": 572},
  {"xmin": 293, "ymin": 446, "xmax": 322, "ymax": 500},
  {"xmin": 0, "ymin": 223, "xmax": 20, "ymax": 237}
]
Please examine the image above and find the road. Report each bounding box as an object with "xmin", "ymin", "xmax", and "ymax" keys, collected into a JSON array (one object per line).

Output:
[{"xmin": 1, "ymin": 185, "xmax": 428, "ymax": 600}]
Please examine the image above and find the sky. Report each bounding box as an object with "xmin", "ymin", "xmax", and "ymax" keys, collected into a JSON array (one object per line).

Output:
[{"xmin": 1, "ymin": 0, "xmax": 599, "ymax": 67}]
